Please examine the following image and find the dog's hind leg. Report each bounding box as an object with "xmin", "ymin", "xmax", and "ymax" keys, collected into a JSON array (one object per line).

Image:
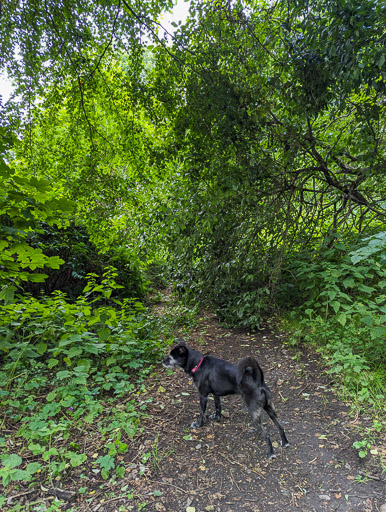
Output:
[
  {"xmin": 251, "ymin": 409, "xmax": 275, "ymax": 459},
  {"xmin": 191, "ymin": 395, "xmax": 208, "ymax": 428},
  {"xmin": 209, "ymin": 395, "xmax": 222, "ymax": 421},
  {"xmin": 264, "ymin": 404, "xmax": 289, "ymax": 448}
]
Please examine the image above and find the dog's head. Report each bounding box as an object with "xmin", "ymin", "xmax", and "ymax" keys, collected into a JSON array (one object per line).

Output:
[{"xmin": 162, "ymin": 339, "xmax": 189, "ymax": 369}]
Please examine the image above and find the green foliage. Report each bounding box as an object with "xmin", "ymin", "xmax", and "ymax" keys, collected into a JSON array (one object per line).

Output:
[
  {"xmin": 283, "ymin": 233, "xmax": 385, "ymax": 408},
  {"xmin": 0, "ymin": 454, "xmax": 41, "ymax": 487},
  {"xmin": 352, "ymin": 420, "xmax": 382, "ymax": 460},
  {"xmin": 0, "ymin": 0, "xmax": 384, "ymax": 424},
  {"xmin": 0, "ymin": 0, "xmax": 173, "ymax": 100},
  {"xmin": 0, "ymin": 269, "xmax": 168, "ymax": 487},
  {"xmin": 25, "ymin": 223, "xmax": 147, "ymax": 298},
  {"xmin": 0, "ymin": 127, "xmax": 75, "ymax": 286},
  {"xmin": 137, "ymin": 0, "xmax": 386, "ymax": 337}
]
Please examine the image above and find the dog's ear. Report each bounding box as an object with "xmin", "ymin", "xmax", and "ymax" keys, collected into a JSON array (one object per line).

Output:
[
  {"xmin": 178, "ymin": 338, "xmax": 186, "ymax": 346},
  {"xmin": 177, "ymin": 345, "xmax": 188, "ymax": 355}
]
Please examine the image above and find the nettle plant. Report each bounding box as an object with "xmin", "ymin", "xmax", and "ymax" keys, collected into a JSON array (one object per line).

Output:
[
  {"xmin": 0, "ymin": 267, "xmax": 167, "ymax": 488},
  {"xmin": 287, "ymin": 233, "xmax": 386, "ymax": 405}
]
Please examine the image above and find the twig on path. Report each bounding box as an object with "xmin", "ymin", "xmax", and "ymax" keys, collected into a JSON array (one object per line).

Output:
[
  {"xmin": 297, "ymin": 383, "xmax": 311, "ymax": 395},
  {"xmin": 129, "ymin": 451, "xmax": 142, "ymax": 464},
  {"xmin": 150, "ymin": 479, "xmax": 188, "ymax": 494},
  {"xmin": 7, "ymin": 490, "xmax": 35, "ymax": 504},
  {"xmin": 230, "ymin": 469, "xmax": 241, "ymax": 491},
  {"xmin": 358, "ymin": 471, "xmax": 384, "ymax": 482},
  {"xmin": 94, "ymin": 496, "xmax": 126, "ymax": 511}
]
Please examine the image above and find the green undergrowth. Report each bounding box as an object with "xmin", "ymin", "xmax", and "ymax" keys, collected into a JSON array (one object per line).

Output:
[
  {"xmin": 0, "ymin": 268, "xmax": 174, "ymax": 499},
  {"xmin": 280, "ymin": 235, "xmax": 385, "ymax": 470},
  {"xmin": 282, "ymin": 234, "xmax": 386, "ymax": 417}
]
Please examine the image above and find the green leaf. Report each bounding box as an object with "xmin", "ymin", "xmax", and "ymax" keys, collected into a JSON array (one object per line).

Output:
[
  {"xmin": 26, "ymin": 462, "xmax": 42, "ymax": 474},
  {"xmin": 56, "ymin": 370, "xmax": 71, "ymax": 380},
  {"xmin": 56, "ymin": 197, "xmax": 75, "ymax": 212},
  {"xmin": 74, "ymin": 376, "xmax": 88, "ymax": 385},
  {"xmin": 342, "ymin": 278, "xmax": 355, "ymax": 289},
  {"xmin": 48, "ymin": 359, "xmax": 59, "ymax": 369},
  {"xmin": 361, "ymin": 315, "xmax": 373, "ymax": 326},
  {"xmin": 97, "ymin": 327, "xmax": 111, "ymax": 341},
  {"xmin": 67, "ymin": 347, "xmax": 82, "ymax": 358},
  {"xmin": 68, "ymin": 452, "xmax": 87, "ymax": 467},
  {"xmin": 116, "ymin": 465, "xmax": 125, "ymax": 478},
  {"xmin": 331, "ymin": 301, "xmax": 341, "ymax": 313},
  {"xmin": 1, "ymin": 454, "xmax": 22, "ymax": 468},
  {"xmin": 10, "ymin": 469, "xmax": 32, "ymax": 482},
  {"xmin": 28, "ymin": 443, "xmax": 44, "ymax": 455},
  {"xmin": 36, "ymin": 342, "xmax": 47, "ymax": 355},
  {"xmin": 42, "ymin": 448, "xmax": 59, "ymax": 460},
  {"xmin": 370, "ymin": 326, "xmax": 386, "ymax": 339},
  {"xmin": 336, "ymin": 313, "xmax": 347, "ymax": 326},
  {"xmin": 357, "ymin": 284, "xmax": 375, "ymax": 294},
  {"xmin": 28, "ymin": 273, "xmax": 49, "ymax": 282},
  {"xmin": 0, "ymin": 285, "xmax": 16, "ymax": 305},
  {"xmin": 101, "ymin": 468, "xmax": 110, "ymax": 480},
  {"xmin": 95, "ymin": 455, "xmax": 115, "ymax": 470}
]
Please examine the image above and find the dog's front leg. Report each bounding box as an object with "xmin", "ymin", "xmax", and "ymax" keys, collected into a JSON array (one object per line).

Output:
[
  {"xmin": 191, "ymin": 395, "xmax": 208, "ymax": 428},
  {"xmin": 265, "ymin": 404, "xmax": 289, "ymax": 448},
  {"xmin": 252, "ymin": 410, "xmax": 275, "ymax": 459},
  {"xmin": 209, "ymin": 395, "xmax": 222, "ymax": 421}
]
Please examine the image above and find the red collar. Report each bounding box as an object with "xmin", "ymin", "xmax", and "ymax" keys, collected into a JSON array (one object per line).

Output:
[{"xmin": 191, "ymin": 357, "xmax": 204, "ymax": 374}]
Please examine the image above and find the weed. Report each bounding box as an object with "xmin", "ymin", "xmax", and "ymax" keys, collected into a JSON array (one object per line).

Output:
[
  {"xmin": 151, "ymin": 433, "xmax": 175, "ymax": 473},
  {"xmin": 0, "ymin": 268, "xmax": 169, "ymax": 493},
  {"xmin": 282, "ymin": 239, "xmax": 386, "ymax": 414},
  {"xmin": 352, "ymin": 420, "xmax": 384, "ymax": 469}
]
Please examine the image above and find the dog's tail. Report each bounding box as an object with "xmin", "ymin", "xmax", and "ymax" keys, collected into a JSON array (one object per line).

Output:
[{"xmin": 238, "ymin": 356, "xmax": 264, "ymax": 386}]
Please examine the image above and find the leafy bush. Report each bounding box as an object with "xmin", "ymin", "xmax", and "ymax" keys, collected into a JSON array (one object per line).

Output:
[
  {"xmin": 0, "ymin": 268, "xmax": 169, "ymax": 487},
  {"xmin": 24, "ymin": 223, "xmax": 147, "ymax": 299},
  {"xmin": 0, "ymin": 131, "xmax": 74, "ymax": 287},
  {"xmin": 282, "ymin": 232, "xmax": 385, "ymax": 407}
]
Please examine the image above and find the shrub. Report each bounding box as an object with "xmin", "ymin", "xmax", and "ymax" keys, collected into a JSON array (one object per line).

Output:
[{"xmin": 0, "ymin": 268, "xmax": 168, "ymax": 487}]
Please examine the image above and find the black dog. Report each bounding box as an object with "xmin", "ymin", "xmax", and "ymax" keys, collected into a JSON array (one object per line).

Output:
[{"xmin": 162, "ymin": 339, "xmax": 289, "ymax": 459}]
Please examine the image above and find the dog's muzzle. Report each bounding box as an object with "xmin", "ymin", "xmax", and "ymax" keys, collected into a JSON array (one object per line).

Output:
[{"xmin": 162, "ymin": 355, "xmax": 178, "ymax": 368}]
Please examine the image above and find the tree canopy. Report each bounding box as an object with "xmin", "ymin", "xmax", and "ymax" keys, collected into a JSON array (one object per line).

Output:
[
  {"xmin": 0, "ymin": 0, "xmax": 384, "ymax": 330},
  {"xmin": 1, "ymin": 0, "xmax": 385, "ymax": 293}
]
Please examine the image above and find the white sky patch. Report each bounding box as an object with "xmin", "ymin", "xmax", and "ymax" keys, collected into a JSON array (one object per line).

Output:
[
  {"xmin": 0, "ymin": 73, "xmax": 14, "ymax": 103},
  {"xmin": 161, "ymin": 0, "xmax": 191, "ymax": 34}
]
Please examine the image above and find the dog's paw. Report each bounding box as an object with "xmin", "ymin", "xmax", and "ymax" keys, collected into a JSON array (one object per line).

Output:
[
  {"xmin": 209, "ymin": 413, "xmax": 221, "ymax": 421},
  {"xmin": 282, "ymin": 441, "xmax": 290, "ymax": 448},
  {"xmin": 191, "ymin": 421, "xmax": 202, "ymax": 429}
]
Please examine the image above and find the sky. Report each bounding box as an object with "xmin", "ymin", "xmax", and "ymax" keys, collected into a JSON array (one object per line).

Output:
[
  {"xmin": 0, "ymin": 0, "xmax": 190, "ymax": 103},
  {"xmin": 161, "ymin": 0, "xmax": 190, "ymax": 34}
]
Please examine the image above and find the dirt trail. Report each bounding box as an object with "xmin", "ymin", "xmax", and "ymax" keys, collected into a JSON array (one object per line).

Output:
[{"xmin": 125, "ymin": 312, "xmax": 385, "ymax": 512}]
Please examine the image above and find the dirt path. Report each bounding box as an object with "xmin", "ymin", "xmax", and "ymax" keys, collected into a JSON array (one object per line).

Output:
[{"xmin": 122, "ymin": 312, "xmax": 385, "ymax": 512}]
